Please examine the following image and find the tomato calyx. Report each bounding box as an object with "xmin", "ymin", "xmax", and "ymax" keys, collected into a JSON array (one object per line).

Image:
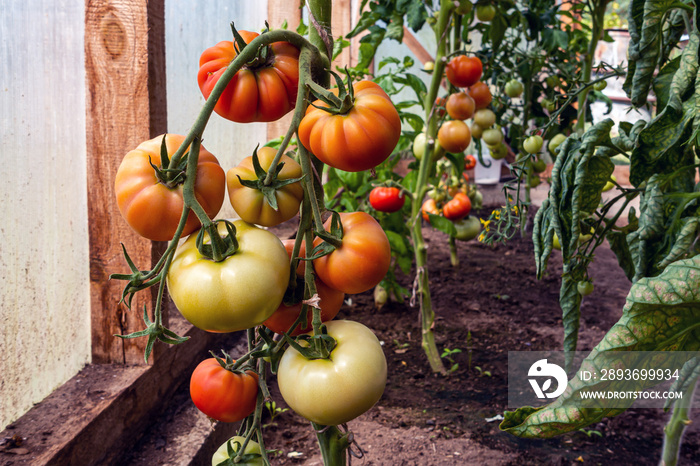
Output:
[
  {"xmin": 305, "ymin": 68, "xmax": 356, "ymax": 116},
  {"xmin": 235, "ymin": 146, "xmax": 305, "ymax": 212},
  {"xmin": 285, "ymin": 324, "xmax": 337, "ymax": 360},
  {"xmin": 148, "ymin": 135, "xmax": 189, "ymax": 188},
  {"xmin": 210, "ymin": 349, "xmax": 258, "ymax": 377},
  {"xmin": 216, "ymin": 437, "xmax": 264, "ymax": 466},
  {"xmin": 231, "ymin": 22, "xmax": 276, "ymax": 71},
  {"xmin": 307, "ymin": 211, "xmax": 344, "ymax": 258},
  {"xmin": 196, "ymin": 219, "xmax": 240, "ymax": 262},
  {"xmin": 115, "ymin": 304, "xmax": 189, "ymax": 362}
]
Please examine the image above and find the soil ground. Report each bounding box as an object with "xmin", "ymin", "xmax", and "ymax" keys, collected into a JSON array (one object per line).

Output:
[{"xmin": 261, "ymin": 214, "xmax": 700, "ymax": 466}]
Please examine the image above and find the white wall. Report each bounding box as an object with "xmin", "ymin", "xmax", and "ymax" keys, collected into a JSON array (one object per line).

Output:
[{"xmin": 0, "ymin": 0, "xmax": 91, "ymax": 430}]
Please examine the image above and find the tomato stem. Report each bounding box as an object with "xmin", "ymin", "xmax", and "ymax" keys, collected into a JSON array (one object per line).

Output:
[{"xmin": 312, "ymin": 422, "xmax": 350, "ymax": 466}]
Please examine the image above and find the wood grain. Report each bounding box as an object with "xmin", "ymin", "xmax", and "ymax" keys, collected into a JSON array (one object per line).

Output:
[{"xmin": 85, "ymin": 0, "xmax": 167, "ymax": 364}]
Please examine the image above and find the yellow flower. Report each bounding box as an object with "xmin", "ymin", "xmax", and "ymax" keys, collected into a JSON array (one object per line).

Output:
[
  {"xmin": 512, "ymin": 206, "xmax": 519, "ymax": 215},
  {"xmin": 493, "ymin": 210, "xmax": 501, "ymax": 220},
  {"xmin": 480, "ymin": 218, "xmax": 491, "ymax": 231},
  {"xmin": 478, "ymin": 232, "xmax": 486, "ymax": 242}
]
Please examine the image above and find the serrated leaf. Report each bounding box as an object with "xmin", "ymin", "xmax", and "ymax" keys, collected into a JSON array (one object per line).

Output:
[
  {"xmin": 658, "ymin": 217, "xmax": 700, "ymax": 269},
  {"xmin": 501, "ymin": 255, "xmax": 700, "ymax": 438}
]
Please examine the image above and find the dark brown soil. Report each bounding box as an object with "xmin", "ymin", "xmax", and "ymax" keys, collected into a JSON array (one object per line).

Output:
[{"xmin": 262, "ymin": 219, "xmax": 700, "ymax": 465}]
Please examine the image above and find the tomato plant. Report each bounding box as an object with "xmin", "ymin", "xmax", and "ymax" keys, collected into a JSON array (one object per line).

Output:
[
  {"xmin": 190, "ymin": 356, "xmax": 259, "ymax": 423},
  {"xmin": 476, "ymin": 4, "xmax": 496, "ymax": 22},
  {"xmin": 226, "ymin": 146, "xmax": 304, "ymax": 227},
  {"xmin": 298, "ymin": 80, "xmax": 401, "ymax": 172},
  {"xmin": 167, "ymin": 220, "xmax": 290, "ymax": 332},
  {"xmin": 277, "ymin": 320, "xmax": 387, "ymax": 426},
  {"xmin": 198, "ymin": 30, "xmax": 300, "ymax": 123},
  {"xmin": 263, "ymin": 240, "xmax": 344, "ymax": 336},
  {"xmin": 413, "ymin": 131, "xmax": 445, "ymax": 161},
  {"xmin": 369, "ymin": 187, "xmax": 405, "ymax": 213},
  {"xmin": 473, "ymin": 108, "xmax": 496, "ymax": 128},
  {"xmin": 445, "ymin": 55, "xmax": 483, "ymax": 88},
  {"xmin": 313, "ymin": 212, "xmax": 391, "ymax": 294},
  {"xmin": 114, "ymin": 134, "xmax": 226, "ymax": 241}
]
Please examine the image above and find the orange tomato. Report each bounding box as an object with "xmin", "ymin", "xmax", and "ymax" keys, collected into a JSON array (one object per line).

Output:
[
  {"xmin": 198, "ymin": 31, "xmax": 300, "ymax": 123},
  {"xmin": 446, "ymin": 92, "xmax": 476, "ymax": 120},
  {"xmin": 468, "ymin": 82, "xmax": 493, "ymax": 109},
  {"xmin": 114, "ymin": 134, "xmax": 225, "ymax": 242},
  {"xmin": 298, "ymin": 81, "xmax": 401, "ymax": 172},
  {"xmin": 313, "ymin": 212, "xmax": 391, "ymax": 294},
  {"xmin": 438, "ymin": 120, "xmax": 472, "ymax": 153}
]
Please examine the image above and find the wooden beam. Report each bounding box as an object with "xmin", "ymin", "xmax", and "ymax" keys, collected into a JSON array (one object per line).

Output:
[{"xmin": 85, "ymin": 0, "xmax": 167, "ymax": 364}]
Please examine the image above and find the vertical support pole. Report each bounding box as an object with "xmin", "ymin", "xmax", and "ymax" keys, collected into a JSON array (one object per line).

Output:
[{"xmin": 85, "ymin": 0, "xmax": 167, "ymax": 364}]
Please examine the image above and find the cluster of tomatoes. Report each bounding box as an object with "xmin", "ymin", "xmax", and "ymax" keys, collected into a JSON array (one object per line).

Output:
[{"xmin": 114, "ymin": 29, "xmax": 400, "ymax": 463}]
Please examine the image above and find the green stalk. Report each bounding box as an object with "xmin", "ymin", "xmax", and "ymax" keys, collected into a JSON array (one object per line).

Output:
[
  {"xmin": 574, "ymin": 0, "xmax": 608, "ymax": 134},
  {"xmin": 661, "ymin": 378, "xmax": 697, "ymax": 466},
  {"xmin": 409, "ymin": 0, "xmax": 453, "ymax": 374},
  {"xmin": 313, "ymin": 423, "xmax": 351, "ymax": 466},
  {"xmin": 449, "ymin": 235, "xmax": 459, "ymax": 267}
]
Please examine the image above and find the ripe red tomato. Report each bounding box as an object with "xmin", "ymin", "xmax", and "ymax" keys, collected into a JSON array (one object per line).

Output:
[
  {"xmin": 464, "ymin": 154, "xmax": 477, "ymax": 170},
  {"xmin": 263, "ymin": 240, "xmax": 344, "ymax": 336},
  {"xmin": 442, "ymin": 192, "xmax": 472, "ymax": 220},
  {"xmin": 445, "ymin": 55, "xmax": 483, "ymax": 88},
  {"xmin": 468, "ymin": 81, "xmax": 493, "ymax": 109},
  {"xmin": 114, "ymin": 134, "xmax": 225, "ymax": 242},
  {"xmin": 298, "ymin": 80, "xmax": 401, "ymax": 172},
  {"xmin": 438, "ymin": 120, "xmax": 472, "ymax": 153},
  {"xmin": 189, "ymin": 358, "xmax": 259, "ymax": 423},
  {"xmin": 369, "ymin": 187, "xmax": 405, "ymax": 213},
  {"xmin": 313, "ymin": 212, "xmax": 391, "ymax": 294},
  {"xmin": 198, "ymin": 31, "xmax": 300, "ymax": 123},
  {"xmin": 445, "ymin": 92, "xmax": 476, "ymax": 120}
]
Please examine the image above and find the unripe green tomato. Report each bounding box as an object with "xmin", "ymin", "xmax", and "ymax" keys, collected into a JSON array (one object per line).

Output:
[
  {"xmin": 469, "ymin": 189, "xmax": 483, "ymax": 208},
  {"xmin": 523, "ymin": 135, "xmax": 544, "ymax": 154},
  {"xmin": 528, "ymin": 175, "xmax": 541, "ymax": 188},
  {"xmin": 552, "ymin": 232, "xmax": 561, "ymax": 250},
  {"xmin": 471, "ymin": 122, "xmax": 484, "ymax": 139},
  {"xmin": 504, "ymin": 79, "xmax": 524, "ymax": 98},
  {"xmin": 455, "ymin": 0, "xmax": 473, "ymax": 15},
  {"xmin": 542, "ymin": 98, "xmax": 556, "ymax": 113},
  {"xmin": 482, "ymin": 127, "xmax": 503, "ymax": 146},
  {"xmin": 489, "ymin": 143, "xmax": 508, "ymax": 160},
  {"xmin": 413, "ymin": 132, "xmax": 444, "ymax": 161},
  {"xmin": 577, "ymin": 280, "xmax": 595, "ymax": 296},
  {"xmin": 424, "ymin": 61, "xmax": 435, "ymax": 71},
  {"xmin": 546, "ymin": 75, "xmax": 560, "ymax": 89},
  {"xmin": 532, "ymin": 158, "xmax": 547, "ymax": 173},
  {"xmin": 453, "ymin": 216, "xmax": 481, "ymax": 241},
  {"xmin": 602, "ymin": 174, "xmax": 617, "ymax": 192},
  {"xmin": 473, "ymin": 108, "xmax": 496, "ymax": 128},
  {"xmin": 548, "ymin": 133, "xmax": 567, "ymax": 155},
  {"xmin": 476, "ymin": 4, "xmax": 496, "ymax": 22},
  {"xmin": 593, "ymin": 80, "xmax": 607, "ymax": 91},
  {"xmin": 212, "ymin": 437, "xmax": 263, "ymax": 466}
]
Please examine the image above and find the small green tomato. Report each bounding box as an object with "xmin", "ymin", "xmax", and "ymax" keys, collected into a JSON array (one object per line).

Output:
[
  {"xmin": 577, "ymin": 280, "xmax": 595, "ymax": 296},
  {"xmin": 548, "ymin": 133, "xmax": 567, "ymax": 155},
  {"xmin": 504, "ymin": 79, "xmax": 524, "ymax": 98},
  {"xmin": 523, "ymin": 135, "xmax": 544, "ymax": 154}
]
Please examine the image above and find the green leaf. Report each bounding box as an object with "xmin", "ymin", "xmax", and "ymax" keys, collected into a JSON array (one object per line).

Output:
[
  {"xmin": 501, "ymin": 255, "xmax": 700, "ymax": 438},
  {"xmin": 426, "ymin": 213, "xmax": 457, "ymax": 237},
  {"xmin": 386, "ymin": 12, "xmax": 405, "ymax": 42}
]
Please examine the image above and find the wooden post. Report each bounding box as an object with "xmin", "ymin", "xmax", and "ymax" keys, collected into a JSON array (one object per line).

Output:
[{"xmin": 85, "ymin": 0, "xmax": 167, "ymax": 364}]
